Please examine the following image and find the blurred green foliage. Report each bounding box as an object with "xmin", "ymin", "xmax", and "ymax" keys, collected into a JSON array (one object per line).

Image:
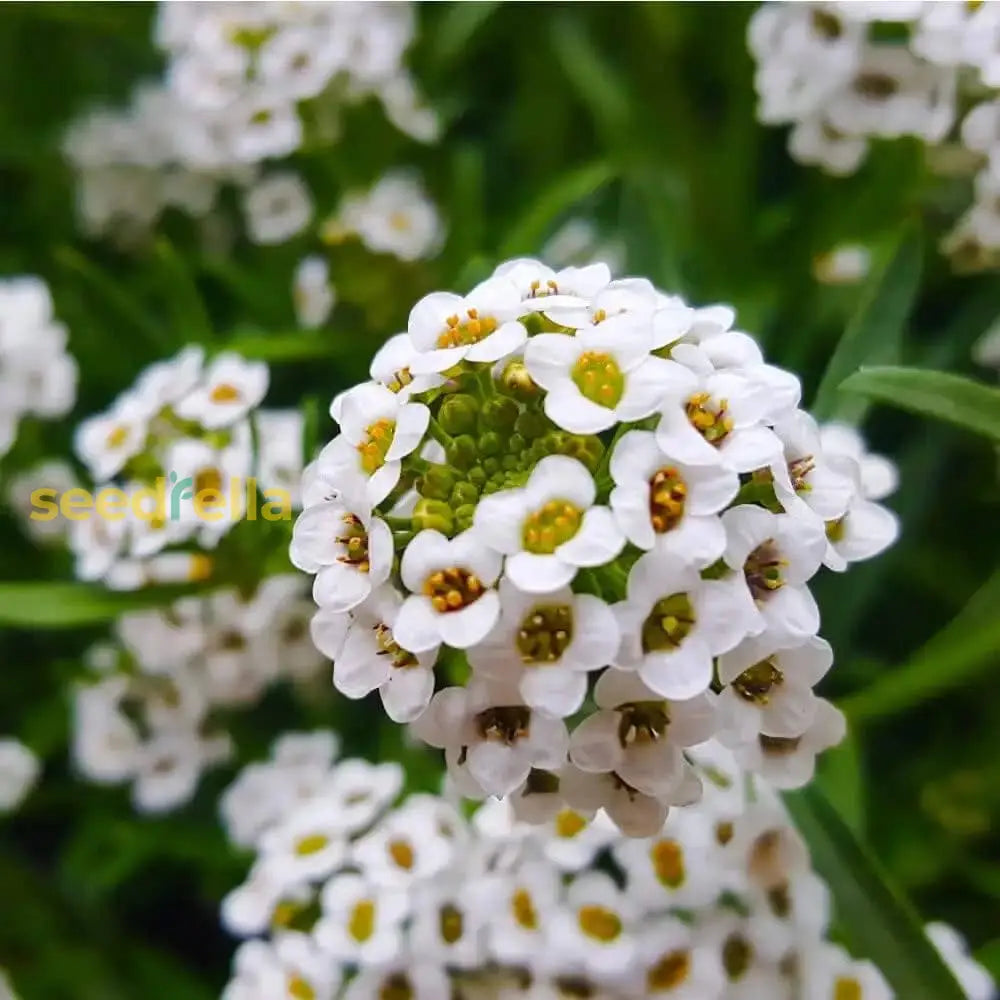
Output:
[{"xmin": 0, "ymin": 2, "xmax": 998, "ymax": 996}]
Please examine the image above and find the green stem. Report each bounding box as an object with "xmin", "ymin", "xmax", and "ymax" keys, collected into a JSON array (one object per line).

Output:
[
  {"xmin": 426, "ymin": 416, "xmax": 454, "ymax": 450},
  {"xmin": 384, "ymin": 516, "xmax": 412, "ymax": 531}
]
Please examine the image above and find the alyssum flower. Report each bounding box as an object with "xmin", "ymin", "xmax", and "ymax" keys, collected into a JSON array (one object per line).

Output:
[{"xmin": 291, "ymin": 256, "xmax": 901, "ymax": 837}]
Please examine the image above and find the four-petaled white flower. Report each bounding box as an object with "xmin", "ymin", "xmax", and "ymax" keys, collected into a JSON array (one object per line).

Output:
[
  {"xmin": 468, "ymin": 577, "xmax": 619, "ymax": 718},
  {"xmin": 609, "ymin": 429, "xmax": 738, "ymax": 565},
  {"xmin": 473, "ymin": 454, "xmax": 625, "ymax": 594},
  {"xmin": 174, "ymin": 352, "xmax": 269, "ymax": 429},
  {"xmin": 524, "ymin": 316, "xmax": 688, "ymax": 433},
  {"xmin": 613, "ymin": 550, "xmax": 748, "ymax": 700}
]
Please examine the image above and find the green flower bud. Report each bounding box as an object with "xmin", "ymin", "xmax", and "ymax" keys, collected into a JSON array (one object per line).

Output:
[
  {"xmin": 438, "ymin": 393, "xmax": 479, "ymax": 435},
  {"xmin": 500, "ymin": 360, "xmax": 540, "ymax": 400},
  {"xmin": 508, "ymin": 433, "xmax": 526, "ymax": 454},
  {"xmin": 559, "ymin": 434, "xmax": 604, "ymax": 472},
  {"xmin": 413, "ymin": 498, "xmax": 455, "ymax": 536},
  {"xmin": 419, "ymin": 464, "xmax": 457, "ymax": 501},
  {"xmin": 468, "ymin": 465, "xmax": 487, "ymax": 487},
  {"xmin": 481, "ymin": 397, "xmax": 520, "ymax": 432},
  {"xmin": 454, "ymin": 503, "xmax": 476, "ymax": 533},
  {"xmin": 482, "ymin": 456, "xmax": 500, "ymax": 475},
  {"xmin": 515, "ymin": 410, "xmax": 548, "ymax": 440},
  {"xmin": 478, "ymin": 431, "xmax": 502, "ymax": 457},
  {"xmin": 501, "ymin": 454, "xmax": 519, "ymax": 471},
  {"xmin": 451, "ymin": 481, "xmax": 480, "ymax": 507},
  {"xmin": 447, "ymin": 434, "xmax": 478, "ymax": 470}
]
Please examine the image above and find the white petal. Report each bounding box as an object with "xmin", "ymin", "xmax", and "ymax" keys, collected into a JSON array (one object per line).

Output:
[
  {"xmin": 312, "ymin": 562, "xmax": 371, "ymax": 612},
  {"xmin": 466, "ymin": 742, "xmax": 531, "ymax": 797},
  {"xmin": 437, "ymin": 591, "xmax": 501, "ymax": 649},
  {"xmin": 400, "ymin": 529, "xmax": 449, "ymax": 592},
  {"xmin": 505, "ymin": 551, "xmax": 576, "ymax": 593},
  {"xmin": 520, "ymin": 668, "xmax": 587, "ymax": 717},
  {"xmin": 763, "ymin": 584, "xmax": 820, "ymax": 640},
  {"xmin": 527, "ymin": 454, "xmax": 597, "ymax": 509},
  {"xmin": 543, "ymin": 382, "xmax": 617, "ymax": 434},
  {"xmin": 568, "ymin": 711, "xmax": 625, "ymax": 773},
  {"xmin": 464, "ymin": 320, "xmax": 526, "ymax": 363},
  {"xmin": 617, "ymin": 357, "xmax": 692, "ymax": 421},
  {"xmin": 639, "ymin": 639, "xmax": 713, "ymax": 700},
  {"xmin": 722, "ymin": 505, "xmax": 773, "ymax": 570},
  {"xmin": 409, "ymin": 345, "xmax": 469, "ymax": 375},
  {"xmin": 523, "ymin": 333, "xmax": 580, "ymax": 389},
  {"xmin": 381, "ymin": 666, "xmax": 436, "ymax": 723},
  {"xmin": 686, "ymin": 463, "xmax": 740, "ymax": 515},
  {"xmin": 392, "ymin": 595, "xmax": 444, "ymax": 653},
  {"xmin": 655, "ymin": 405, "xmax": 720, "ymax": 466},
  {"xmin": 567, "ymin": 594, "xmax": 621, "ymax": 670},
  {"xmin": 408, "ymin": 291, "xmax": 463, "ymax": 350},
  {"xmin": 473, "ymin": 489, "xmax": 528, "ymax": 555},
  {"xmin": 655, "ymin": 515, "xmax": 727, "ymax": 568},
  {"xmin": 610, "ymin": 484, "xmax": 656, "ymax": 550},
  {"xmin": 718, "ymin": 425, "xmax": 782, "ymax": 473},
  {"xmin": 556, "ymin": 506, "xmax": 625, "ymax": 567},
  {"xmin": 334, "ymin": 630, "xmax": 388, "ymax": 697},
  {"xmin": 609, "ymin": 430, "xmax": 661, "ymax": 485},
  {"xmin": 619, "ymin": 742, "xmax": 683, "ymax": 797},
  {"xmin": 385, "ymin": 402, "xmax": 430, "ymax": 461},
  {"xmin": 310, "ymin": 607, "xmax": 351, "ymax": 659}
]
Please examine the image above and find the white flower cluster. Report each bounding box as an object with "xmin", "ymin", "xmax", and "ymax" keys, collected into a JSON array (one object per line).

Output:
[
  {"xmin": 749, "ymin": 2, "xmax": 1000, "ymax": 266},
  {"xmin": 63, "ymin": 1, "xmax": 438, "ymax": 241},
  {"xmin": 218, "ymin": 735, "xmax": 995, "ymax": 1000},
  {"xmin": 70, "ymin": 345, "xmax": 300, "ymax": 590},
  {"xmin": 72, "ymin": 576, "xmax": 320, "ymax": 814},
  {"xmin": 0, "ymin": 738, "xmax": 40, "ymax": 814},
  {"xmin": 292, "ymin": 258, "xmax": 900, "ymax": 837},
  {"xmin": 0, "ymin": 276, "xmax": 77, "ymax": 459}
]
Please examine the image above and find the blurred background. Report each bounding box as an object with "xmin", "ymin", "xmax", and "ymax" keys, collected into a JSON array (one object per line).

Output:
[{"xmin": 0, "ymin": 2, "xmax": 998, "ymax": 997}]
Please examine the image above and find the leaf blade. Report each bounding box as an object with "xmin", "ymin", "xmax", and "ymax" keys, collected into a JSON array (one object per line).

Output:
[{"xmin": 0, "ymin": 582, "xmax": 194, "ymax": 628}]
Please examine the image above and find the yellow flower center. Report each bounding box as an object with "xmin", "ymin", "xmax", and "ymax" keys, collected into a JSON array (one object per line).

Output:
[
  {"xmin": 511, "ymin": 887, "xmax": 538, "ymax": 929},
  {"xmin": 423, "ymin": 567, "xmax": 485, "ymax": 613},
  {"xmin": 516, "ymin": 603, "xmax": 574, "ymax": 662},
  {"xmin": 744, "ymin": 540, "xmax": 787, "ymax": 600},
  {"xmin": 106, "ymin": 425, "xmax": 129, "ymax": 449},
  {"xmin": 373, "ymin": 623, "xmax": 417, "ymax": 668},
  {"xmin": 287, "ymin": 975, "xmax": 315, "ymax": 1000},
  {"xmin": 649, "ymin": 466, "xmax": 687, "ymax": 533},
  {"xmin": 554, "ymin": 809, "xmax": 588, "ymax": 839},
  {"xmin": 685, "ymin": 392, "xmax": 733, "ymax": 445},
  {"xmin": 436, "ymin": 308, "xmax": 499, "ymax": 349},
  {"xmin": 647, "ymin": 950, "xmax": 692, "ymax": 991},
  {"xmin": 732, "ymin": 658, "xmax": 784, "ymax": 704},
  {"xmin": 379, "ymin": 973, "xmax": 413, "ymax": 1000},
  {"xmin": 476, "ymin": 706, "xmax": 531, "ymax": 744},
  {"xmin": 788, "ymin": 455, "xmax": 816, "ymax": 493},
  {"xmin": 617, "ymin": 700, "xmax": 670, "ymax": 747},
  {"xmin": 210, "ymin": 383, "xmax": 242, "ymax": 404},
  {"xmin": 194, "ymin": 466, "xmax": 223, "ymax": 495},
  {"xmin": 388, "ymin": 838, "xmax": 415, "ymax": 870},
  {"xmin": 358, "ymin": 418, "xmax": 396, "ymax": 475},
  {"xmin": 577, "ymin": 904, "xmax": 622, "ymax": 942},
  {"xmin": 723, "ymin": 934, "xmax": 752, "ymax": 980},
  {"xmin": 826, "ymin": 517, "xmax": 846, "ymax": 543},
  {"xmin": 348, "ymin": 899, "xmax": 376, "ymax": 943},
  {"xmin": 522, "ymin": 499, "xmax": 583, "ymax": 554},
  {"xmin": 294, "ymin": 834, "xmax": 329, "ymax": 857},
  {"xmin": 650, "ymin": 838, "xmax": 686, "ymax": 888},
  {"xmin": 641, "ymin": 593, "xmax": 696, "ymax": 652},
  {"xmin": 439, "ymin": 903, "xmax": 464, "ymax": 944},
  {"xmin": 834, "ymin": 978, "xmax": 863, "ymax": 1000},
  {"xmin": 337, "ymin": 513, "xmax": 370, "ymax": 572},
  {"xmin": 571, "ymin": 351, "xmax": 624, "ymax": 408}
]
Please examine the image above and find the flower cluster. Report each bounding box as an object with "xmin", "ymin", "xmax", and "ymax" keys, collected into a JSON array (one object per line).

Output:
[
  {"xmin": 63, "ymin": 1, "xmax": 437, "ymax": 241},
  {"xmin": 218, "ymin": 735, "xmax": 995, "ymax": 1000},
  {"xmin": 291, "ymin": 258, "xmax": 899, "ymax": 837},
  {"xmin": 69, "ymin": 346, "xmax": 300, "ymax": 589},
  {"xmin": 72, "ymin": 576, "xmax": 320, "ymax": 814},
  {"xmin": 0, "ymin": 276, "xmax": 77, "ymax": 459},
  {"xmin": 748, "ymin": 2, "xmax": 1000, "ymax": 268}
]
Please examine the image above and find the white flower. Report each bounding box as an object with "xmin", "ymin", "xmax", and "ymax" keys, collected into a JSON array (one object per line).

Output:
[
  {"xmin": 74, "ymin": 392, "xmax": 149, "ymax": 481},
  {"xmin": 407, "ymin": 275, "xmax": 527, "ymax": 374},
  {"xmin": 341, "ymin": 962, "xmax": 451, "ymax": 1000},
  {"xmin": 257, "ymin": 797, "xmax": 349, "ymax": 883},
  {"xmin": 254, "ymin": 408, "xmax": 304, "ymax": 508},
  {"xmin": 486, "ymin": 858, "xmax": 564, "ymax": 966},
  {"xmin": 410, "ymin": 879, "xmax": 490, "ymax": 970},
  {"xmin": 316, "ymin": 381, "xmax": 429, "ymax": 504},
  {"xmin": 223, "ymin": 935, "xmax": 341, "ymax": 1000},
  {"xmin": 524, "ymin": 316, "xmax": 687, "ymax": 433},
  {"xmin": 338, "ymin": 171, "xmax": 443, "ymax": 262},
  {"xmin": 367, "ymin": 331, "xmax": 444, "ymax": 401},
  {"xmin": 560, "ymin": 764, "xmax": 677, "ymax": 839},
  {"xmin": 351, "ymin": 794, "xmax": 456, "ymax": 887},
  {"xmin": 6, "ymin": 459, "xmax": 77, "ymax": 543},
  {"xmin": 927, "ymin": 923, "xmax": 997, "ymax": 1000},
  {"xmin": 0, "ymin": 739, "xmax": 39, "ymax": 812},
  {"xmin": 491, "ymin": 257, "xmax": 612, "ymax": 311},
  {"xmin": 628, "ymin": 916, "xmax": 727, "ymax": 999},
  {"xmin": 813, "ymin": 244, "xmax": 872, "ymax": 285},
  {"xmin": 291, "ymin": 495, "xmax": 393, "ymax": 613},
  {"xmin": 473, "ymin": 454, "xmax": 625, "ymax": 594},
  {"xmin": 317, "ymin": 758, "xmax": 403, "ymax": 837},
  {"xmin": 411, "ymin": 678, "xmax": 569, "ymax": 797},
  {"xmin": 823, "ymin": 495, "xmax": 900, "ymax": 573},
  {"xmin": 292, "ymin": 256, "xmax": 335, "ymax": 329},
  {"xmin": 717, "ymin": 634, "xmax": 833, "ymax": 744},
  {"xmin": 394, "ymin": 529, "xmax": 502, "ymax": 652},
  {"xmin": 313, "ymin": 873, "xmax": 409, "ymax": 966},
  {"xmin": 69, "ymin": 508, "xmax": 128, "ymax": 582},
  {"xmin": 174, "ymin": 352, "xmax": 268, "ymax": 429},
  {"xmin": 244, "ymin": 172, "xmax": 312, "ymax": 245},
  {"xmin": 609, "ymin": 429, "xmax": 738, "ymax": 564},
  {"xmin": 133, "ymin": 730, "xmax": 229, "ymax": 814},
  {"xmin": 818, "ymin": 422, "xmax": 898, "ymax": 501},
  {"xmin": 569, "ymin": 668, "xmax": 716, "ymax": 798},
  {"xmin": 733, "ymin": 697, "xmax": 846, "ymax": 790},
  {"xmin": 326, "ymin": 585, "xmax": 438, "ymax": 724},
  {"xmin": 550, "ymin": 871, "xmax": 638, "ymax": 977},
  {"xmin": 535, "ymin": 807, "xmax": 620, "ymax": 873},
  {"xmin": 467, "ymin": 578, "xmax": 619, "ymax": 718},
  {"xmin": 656, "ymin": 354, "xmax": 781, "ymax": 473},
  {"xmin": 801, "ymin": 942, "xmax": 894, "ymax": 1000},
  {"xmin": 613, "ymin": 550, "xmax": 747, "ymax": 700},
  {"xmin": 789, "ymin": 115, "xmax": 868, "ymax": 176},
  {"xmin": 721, "ymin": 505, "xmax": 827, "ymax": 640}
]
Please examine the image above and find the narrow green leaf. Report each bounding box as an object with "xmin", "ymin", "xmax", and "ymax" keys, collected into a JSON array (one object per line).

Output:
[
  {"xmin": 498, "ymin": 161, "xmax": 615, "ymax": 258},
  {"xmin": 431, "ymin": 1, "xmax": 501, "ymax": 71},
  {"xmin": 841, "ymin": 567, "xmax": 1000, "ymax": 721},
  {"xmin": 784, "ymin": 785, "xmax": 966, "ymax": 1000},
  {"xmin": 0, "ymin": 583, "xmax": 194, "ymax": 628},
  {"xmin": 817, "ymin": 730, "xmax": 866, "ymax": 835},
  {"xmin": 225, "ymin": 330, "xmax": 342, "ymax": 362},
  {"xmin": 812, "ymin": 223, "xmax": 922, "ymax": 421},
  {"xmin": 839, "ymin": 365, "xmax": 1000, "ymax": 443},
  {"xmin": 154, "ymin": 238, "xmax": 214, "ymax": 341}
]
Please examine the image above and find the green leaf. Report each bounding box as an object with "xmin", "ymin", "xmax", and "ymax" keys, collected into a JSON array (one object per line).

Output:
[
  {"xmin": 225, "ymin": 330, "xmax": 343, "ymax": 362},
  {"xmin": 498, "ymin": 161, "xmax": 615, "ymax": 258},
  {"xmin": 0, "ymin": 583, "xmax": 194, "ymax": 628},
  {"xmin": 431, "ymin": 0, "xmax": 501, "ymax": 72},
  {"xmin": 154, "ymin": 238, "xmax": 214, "ymax": 341},
  {"xmin": 784, "ymin": 784, "xmax": 966, "ymax": 1000},
  {"xmin": 817, "ymin": 730, "xmax": 866, "ymax": 835},
  {"xmin": 812, "ymin": 223, "xmax": 922, "ymax": 421},
  {"xmin": 838, "ymin": 365, "xmax": 1000, "ymax": 443},
  {"xmin": 841, "ymin": 567, "xmax": 1000, "ymax": 721}
]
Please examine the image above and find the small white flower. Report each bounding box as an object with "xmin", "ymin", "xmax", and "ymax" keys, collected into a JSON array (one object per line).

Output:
[
  {"xmin": 550, "ymin": 871, "xmax": 638, "ymax": 977},
  {"xmin": 409, "ymin": 879, "xmax": 489, "ymax": 970},
  {"xmin": 316, "ymin": 381, "xmax": 429, "ymax": 504},
  {"xmin": 614, "ymin": 550, "xmax": 748, "ymax": 700},
  {"xmin": 728, "ymin": 801, "xmax": 811, "ymax": 893},
  {"xmin": 174, "ymin": 352, "xmax": 269, "ymax": 429},
  {"xmin": 609, "ymin": 429, "xmax": 738, "ymax": 564},
  {"xmin": 394, "ymin": 529, "xmax": 502, "ymax": 652},
  {"xmin": 257, "ymin": 797, "xmax": 349, "ymax": 883},
  {"xmin": 6, "ymin": 459, "xmax": 77, "ymax": 543},
  {"xmin": 800, "ymin": 942, "xmax": 894, "ymax": 1000},
  {"xmin": 628, "ymin": 916, "xmax": 727, "ymax": 999},
  {"xmin": 244, "ymin": 171, "xmax": 312, "ymax": 245},
  {"xmin": 656, "ymin": 352, "xmax": 781, "ymax": 473},
  {"xmin": 560, "ymin": 764, "xmax": 679, "ymax": 839},
  {"xmin": 927, "ymin": 922, "xmax": 997, "ymax": 1000},
  {"xmin": 733, "ymin": 697, "xmax": 846, "ymax": 790},
  {"xmin": 341, "ymin": 962, "xmax": 451, "ymax": 1000},
  {"xmin": 823, "ymin": 495, "xmax": 900, "ymax": 572},
  {"xmin": 133, "ymin": 730, "xmax": 228, "ymax": 814},
  {"xmin": 524, "ymin": 316, "xmax": 687, "ymax": 433},
  {"xmin": 536, "ymin": 807, "xmax": 620, "ymax": 873},
  {"xmin": 291, "ymin": 495, "xmax": 393, "ymax": 613},
  {"xmin": 292, "ymin": 256, "xmax": 335, "ymax": 329},
  {"xmin": 473, "ymin": 454, "xmax": 625, "ymax": 594},
  {"xmin": 468, "ymin": 577, "xmax": 619, "ymax": 718},
  {"xmin": 224, "ymin": 934, "xmax": 340, "ymax": 1000},
  {"xmin": 75, "ymin": 392, "xmax": 149, "ymax": 481},
  {"xmin": 318, "ymin": 758, "xmax": 403, "ymax": 837},
  {"xmin": 485, "ymin": 858, "xmax": 564, "ymax": 966},
  {"xmin": 492, "ymin": 257, "xmax": 612, "ymax": 312},
  {"xmin": 721, "ymin": 505, "xmax": 827, "ymax": 640},
  {"xmin": 717, "ymin": 634, "xmax": 833, "ymax": 744},
  {"xmin": 569, "ymin": 668, "xmax": 716, "ymax": 798},
  {"xmin": 220, "ymin": 863, "xmax": 310, "ymax": 940},
  {"xmin": 819, "ymin": 422, "xmax": 898, "ymax": 501},
  {"xmin": 0, "ymin": 739, "xmax": 39, "ymax": 812},
  {"xmin": 367, "ymin": 331, "xmax": 444, "ymax": 401},
  {"xmin": 411, "ymin": 678, "xmax": 569, "ymax": 797},
  {"xmin": 314, "ymin": 873, "xmax": 409, "ymax": 966},
  {"xmin": 133, "ymin": 344, "xmax": 205, "ymax": 414},
  {"xmin": 407, "ymin": 275, "xmax": 527, "ymax": 374}
]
